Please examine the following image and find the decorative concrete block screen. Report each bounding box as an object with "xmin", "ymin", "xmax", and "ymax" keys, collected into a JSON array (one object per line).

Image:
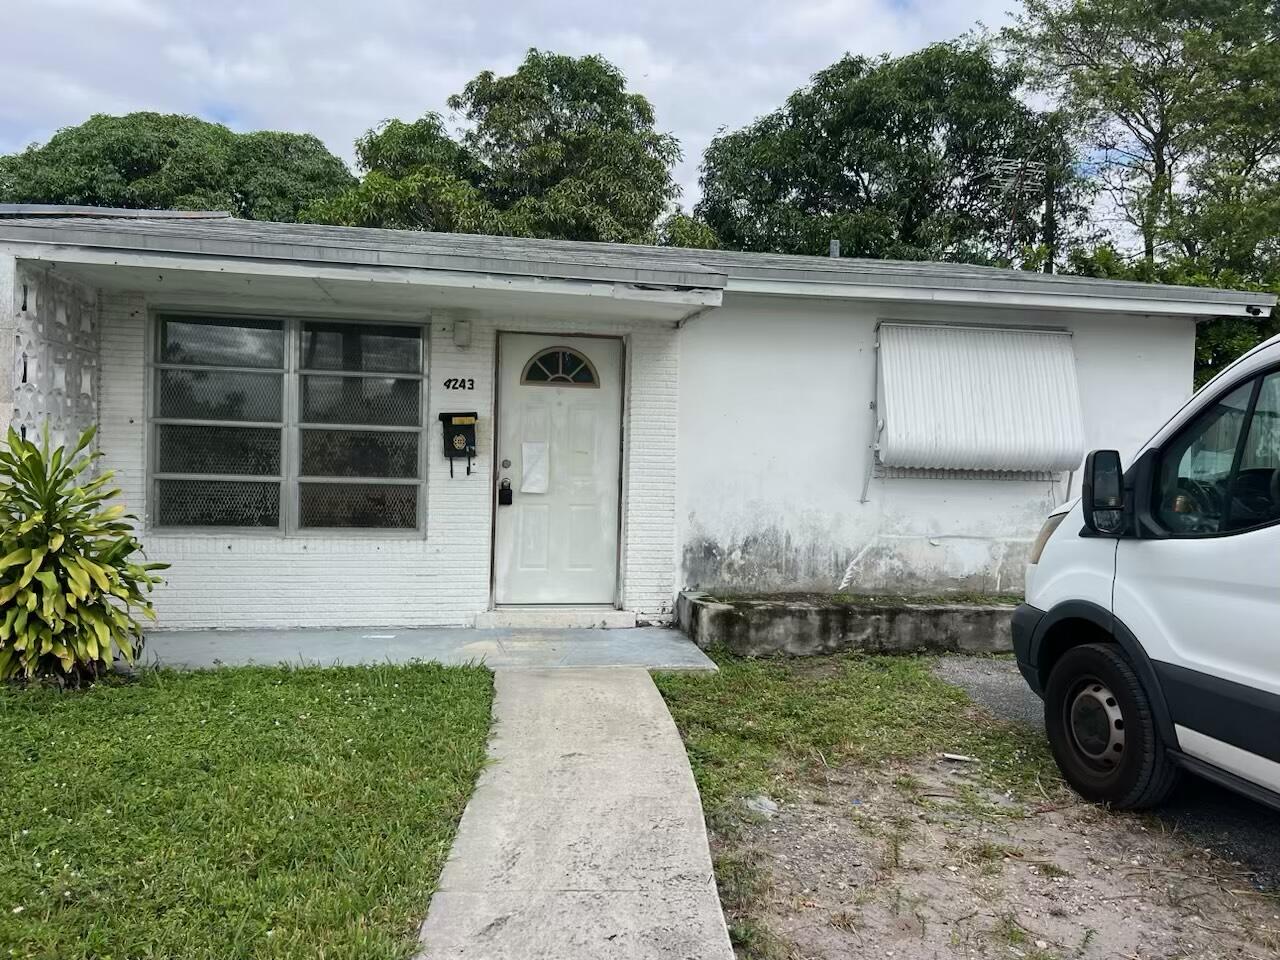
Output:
[{"xmin": 9, "ymin": 266, "xmax": 99, "ymax": 449}]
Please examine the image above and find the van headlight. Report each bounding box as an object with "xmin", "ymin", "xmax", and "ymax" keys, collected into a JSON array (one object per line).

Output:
[{"xmin": 1029, "ymin": 513, "xmax": 1067, "ymax": 565}]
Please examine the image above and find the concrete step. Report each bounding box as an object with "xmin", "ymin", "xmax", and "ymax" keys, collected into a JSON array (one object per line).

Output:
[{"xmin": 475, "ymin": 607, "xmax": 637, "ymax": 629}]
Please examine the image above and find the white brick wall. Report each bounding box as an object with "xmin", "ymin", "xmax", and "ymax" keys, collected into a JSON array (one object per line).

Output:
[
  {"xmin": 97, "ymin": 293, "xmax": 679, "ymax": 628},
  {"xmin": 99, "ymin": 293, "xmax": 147, "ymax": 509}
]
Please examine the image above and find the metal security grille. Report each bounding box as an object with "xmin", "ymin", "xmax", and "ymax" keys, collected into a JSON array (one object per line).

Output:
[
  {"xmin": 296, "ymin": 320, "xmax": 424, "ymax": 529},
  {"xmin": 151, "ymin": 315, "xmax": 285, "ymax": 528},
  {"xmin": 149, "ymin": 314, "xmax": 426, "ymax": 531},
  {"xmin": 156, "ymin": 370, "xmax": 283, "ymax": 422},
  {"xmin": 155, "ymin": 479, "xmax": 281, "ymax": 527},
  {"xmin": 299, "ymin": 482, "xmax": 417, "ymax": 528},
  {"xmin": 300, "ymin": 429, "xmax": 418, "ymax": 478},
  {"xmin": 156, "ymin": 424, "xmax": 281, "ymax": 476},
  {"xmin": 301, "ymin": 376, "xmax": 421, "ymax": 426}
]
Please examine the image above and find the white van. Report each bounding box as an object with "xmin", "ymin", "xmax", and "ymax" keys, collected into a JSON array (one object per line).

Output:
[{"xmin": 1015, "ymin": 333, "xmax": 1280, "ymax": 810}]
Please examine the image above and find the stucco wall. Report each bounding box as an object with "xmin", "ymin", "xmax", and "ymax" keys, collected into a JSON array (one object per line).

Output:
[
  {"xmin": 97, "ymin": 292, "xmax": 678, "ymax": 629},
  {"xmin": 2, "ymin": 262, "xmax": 99, "ymax": 447},
  {"xmin": 675, "ymin": 293, "xmax": 1196, "ymax": 595}
]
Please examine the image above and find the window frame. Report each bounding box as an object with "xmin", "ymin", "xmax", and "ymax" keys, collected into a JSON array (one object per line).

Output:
[
  {"xmin": 147, "ymin": 310, "xmax": 429, "ymax": 537},
  {"xmin": 1148, "ymin": 362, "xmax": 1280, "ymax": 540}
]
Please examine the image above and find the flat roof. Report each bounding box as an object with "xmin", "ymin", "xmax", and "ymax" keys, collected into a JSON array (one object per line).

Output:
[{"xmin": 0, "ymin": 205, "xmax": 1272, "ymax": 312}]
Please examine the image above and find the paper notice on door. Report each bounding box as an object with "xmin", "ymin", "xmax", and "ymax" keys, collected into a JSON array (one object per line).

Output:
[{"xmin": 521, "ymin": 441, "xmax": 549, "ymax": 493}]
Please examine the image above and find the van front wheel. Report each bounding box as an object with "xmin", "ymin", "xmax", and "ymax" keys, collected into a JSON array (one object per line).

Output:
[{"xmin": 1044, "ymin": 643, "xmax": 1178, "ymax": 809}]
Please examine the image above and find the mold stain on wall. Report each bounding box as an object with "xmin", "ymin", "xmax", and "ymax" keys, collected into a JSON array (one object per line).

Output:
[
  {"xmin": 682, "ymin": 488, "xmax": 1057, "ymax": 596},
  {"xmin": 681, "ymin": 519, "xmax": 857, "ymax": 594}
]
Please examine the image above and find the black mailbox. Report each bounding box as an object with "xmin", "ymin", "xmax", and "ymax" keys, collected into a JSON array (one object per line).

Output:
[{"xmin": 439, "ymin": 411, "xmax": 477, "ymax": 476}]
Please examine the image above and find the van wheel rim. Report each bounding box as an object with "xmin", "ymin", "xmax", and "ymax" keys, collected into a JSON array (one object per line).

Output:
[{"xmin": 1068, "ymin": 678, "xmax": 1126, "ymax": 769}]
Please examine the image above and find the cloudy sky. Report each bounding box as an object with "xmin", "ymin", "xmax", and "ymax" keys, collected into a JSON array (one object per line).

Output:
[{"xmin": 2, "ymin": 0, "xmax": 1014, "ymax": 207}]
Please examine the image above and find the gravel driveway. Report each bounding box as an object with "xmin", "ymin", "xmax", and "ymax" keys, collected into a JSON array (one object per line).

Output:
[{"xmin": 934, "ymin": 656, "xmax": 1280, "ymax": 892}]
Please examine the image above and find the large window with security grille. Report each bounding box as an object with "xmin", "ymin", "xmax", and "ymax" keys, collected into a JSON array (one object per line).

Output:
[{"xmin": 150, "ymin": 314, "xmax": 425, "ymax": 530}]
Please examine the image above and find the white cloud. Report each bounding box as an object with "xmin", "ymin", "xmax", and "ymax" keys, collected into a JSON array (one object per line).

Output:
[{"xmin": 2, "ymin": 0, "xmax": 1016, "ymax": 205}]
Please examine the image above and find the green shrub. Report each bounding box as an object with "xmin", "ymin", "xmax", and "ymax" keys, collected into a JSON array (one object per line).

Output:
[{"xmin": 0, "ymin": 425, "xmax": 167, "ymax": 683}]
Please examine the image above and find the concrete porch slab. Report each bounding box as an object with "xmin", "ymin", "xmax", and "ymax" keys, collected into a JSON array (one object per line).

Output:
[{"xmin": 142, "ymin": 626, "xmax": 716, "ymax": 672}]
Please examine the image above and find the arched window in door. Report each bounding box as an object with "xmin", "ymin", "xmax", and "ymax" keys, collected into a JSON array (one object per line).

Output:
[{"xmin": 520, "ymin": 347, "xmax": 600, "ymax": 387}]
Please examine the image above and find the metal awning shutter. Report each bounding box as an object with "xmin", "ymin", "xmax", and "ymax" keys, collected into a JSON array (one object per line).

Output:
[{"xmin": 877, "ymin": 323, "xmax": 1085, "ymax": 472}]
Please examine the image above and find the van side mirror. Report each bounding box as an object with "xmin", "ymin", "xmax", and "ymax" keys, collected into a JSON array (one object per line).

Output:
[{"xmin": 1081, "ymin": 449, "xmax": 1127, "ymax": 535}]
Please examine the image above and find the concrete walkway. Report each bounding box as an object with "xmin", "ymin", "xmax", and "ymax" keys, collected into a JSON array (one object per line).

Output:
[
  {"xmin": 143, "ymin": 626, "xmax": 716, "ymax": 672},
  {"xmin": 417, "ymin": 668, "xmax": 734, "ymax": 960}
]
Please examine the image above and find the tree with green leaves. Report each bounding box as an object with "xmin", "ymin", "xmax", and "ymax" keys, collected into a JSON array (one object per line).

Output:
[
  {"xmin": 692, "ymin": 42, "xmax": 1087, "ymax": 268},
  {"xmin": 0, "ymin": 113, "xmax": 355, "ymax": 221},
  {"xmin": 305, "ymin": 49, "xmax": 682, "ymax": 243},
  {"xmin": 1010, "ymin": 0, "xmax": 1280, "ymax": 381},
  {"xmin": 1008, "ymin": 0, "xmax": 1280, "ymax": 270},
  {"xmin": 657, "ymin": 211, "xmax": 719, "ymax": 250}
]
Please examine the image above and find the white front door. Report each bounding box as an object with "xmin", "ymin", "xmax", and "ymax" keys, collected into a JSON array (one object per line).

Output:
[{"xmin": 493, "ymin": 333, "xmax": 622, "ymax": 605}]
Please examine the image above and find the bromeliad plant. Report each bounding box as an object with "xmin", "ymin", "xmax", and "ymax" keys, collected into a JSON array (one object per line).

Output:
[{"xmin": 0, "ymin": 425, "xmax": 167, "ymax": 683}]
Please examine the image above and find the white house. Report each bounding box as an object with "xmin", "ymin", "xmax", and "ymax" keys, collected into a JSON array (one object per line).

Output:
[{"xmin": 1, "ymin": 206, "xmax": 1271, "ymax": 629}]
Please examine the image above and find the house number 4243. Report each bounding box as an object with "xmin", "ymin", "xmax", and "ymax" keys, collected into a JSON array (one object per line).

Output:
[{"xmin": 443, "ymin": 378, "xmax": 475, "ymax": 390}]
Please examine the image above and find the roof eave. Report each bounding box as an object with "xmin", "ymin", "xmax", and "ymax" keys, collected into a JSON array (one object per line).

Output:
[
  {"xmin": 0, "ymin": 204, "xmax": 231, "ymax": 220},
  {"xmin": 0, "ymin": 223, "xmax": 728, "ymax": 293},
  {"xmin": 725, "ymin": 276, "xmax": 1274, "ymax": 319},
  {"xmin": 8, "ymin": 245, "xmax": 725, "ymax": 311}
]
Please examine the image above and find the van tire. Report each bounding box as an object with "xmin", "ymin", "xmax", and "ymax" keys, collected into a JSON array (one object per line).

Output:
[{"xmin": 1044, "ymin": 642, "xmax": 1179, "ymax": 809}]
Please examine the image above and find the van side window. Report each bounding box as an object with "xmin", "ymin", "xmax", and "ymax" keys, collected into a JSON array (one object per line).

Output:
[
  {"xmin": 1154, "ymin": 379, "xmax": 1254, "ymax": 534},
  {"xmin": 1227, "ymin": 372, "xmax": 1280, "ymax": 531}
]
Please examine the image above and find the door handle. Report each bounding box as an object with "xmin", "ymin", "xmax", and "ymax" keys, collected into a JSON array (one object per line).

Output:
[{"xmin": 498, "ymin": 478, "xmax": 513, "ymax": 505}]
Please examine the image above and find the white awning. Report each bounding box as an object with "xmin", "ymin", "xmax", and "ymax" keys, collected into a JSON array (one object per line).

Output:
[{"xmin": 877, "ymin": 322, "xmax": 1086, "ymax": 472}]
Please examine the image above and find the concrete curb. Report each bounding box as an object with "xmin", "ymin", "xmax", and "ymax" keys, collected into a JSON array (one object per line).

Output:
[{"xmin": 676, "ymin": 591, "xmax": 1014, "ymax": 657}]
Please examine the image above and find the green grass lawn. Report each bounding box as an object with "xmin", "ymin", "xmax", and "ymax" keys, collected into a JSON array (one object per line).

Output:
[
  {"xmin": 0, "ymin": 664, "xmax": 493, "ymax": 960},
  {"xmin": 654, "ymin": 652, "xmax": 1057, "ymax": 812}
]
